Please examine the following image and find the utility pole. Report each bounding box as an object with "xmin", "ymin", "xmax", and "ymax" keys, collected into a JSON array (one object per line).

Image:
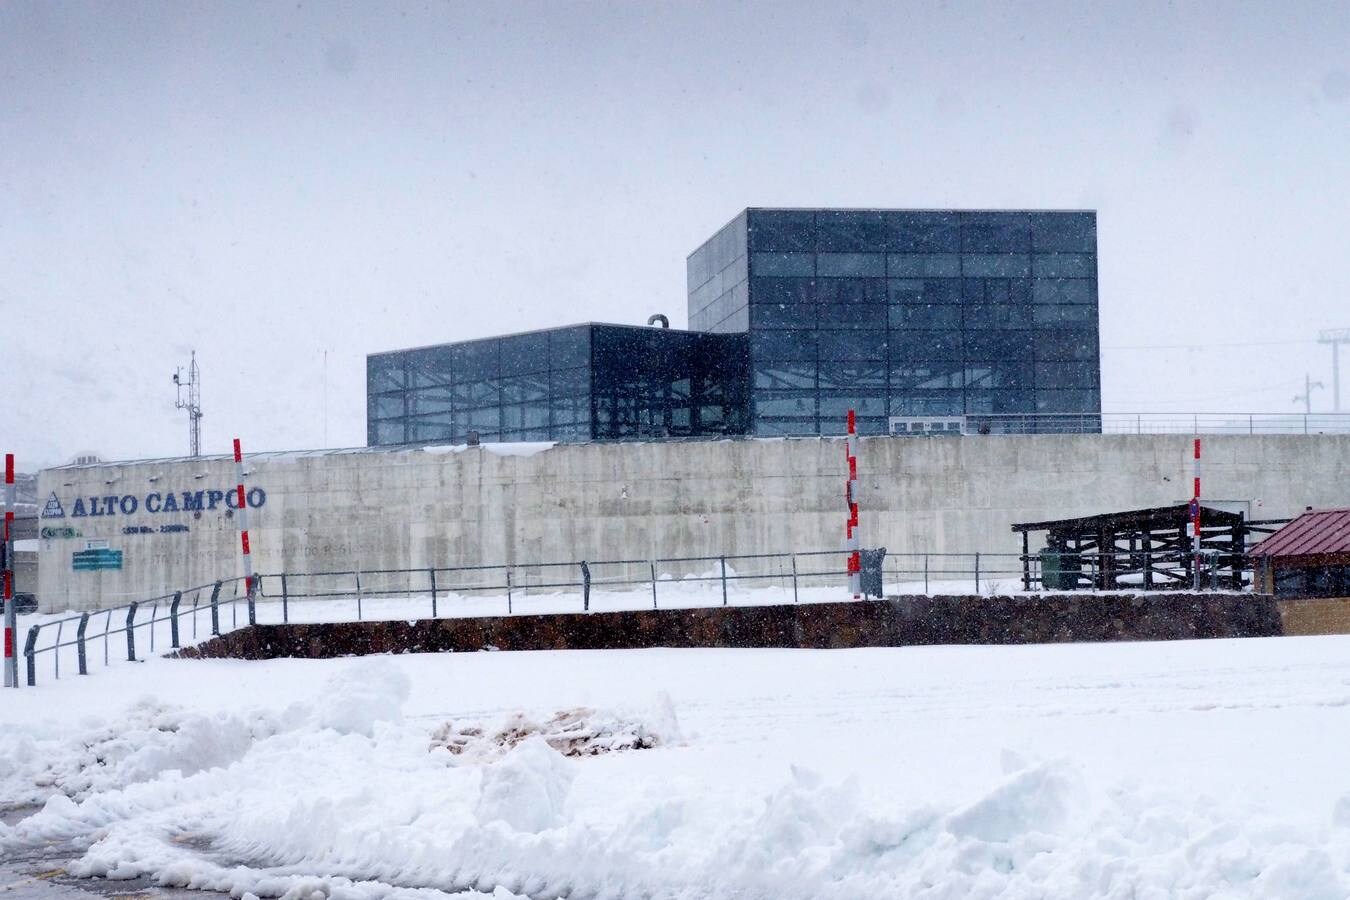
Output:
[
  {"xmin": 322, "ymin": 349, "xmax": 329, "ymax": 448},
  {"xmin": 173, "ymin": 351, "xmax": 204, "ymax": 457},
  {"xmin": 1319, "ymin": 328, "xmax": 1350, "ymax": 412},
  {"xmin": 1293, "ymin": 374, "xmax": 1324, "ymax": 415}
]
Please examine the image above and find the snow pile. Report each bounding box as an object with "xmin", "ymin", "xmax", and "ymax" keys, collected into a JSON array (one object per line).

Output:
[
  {"xmin": 418, "ymin": 443, "xmax": 554, "ymax": 458},
  {"xmin": 475, "ymin": 737, "xmax": 574, "ymax": 833},
  {"xmin": 0, "ymin": 699, "xmax": 280, "ymax": 806},
  {"xmin": 5, "ymin": 655, "xmax": 1350, "ymax": 898}
]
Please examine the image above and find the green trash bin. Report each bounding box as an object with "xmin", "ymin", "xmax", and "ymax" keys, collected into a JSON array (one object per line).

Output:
[{"xmin": 1039, "ymin": 548, "xmax": 1082, "ymax": 590}]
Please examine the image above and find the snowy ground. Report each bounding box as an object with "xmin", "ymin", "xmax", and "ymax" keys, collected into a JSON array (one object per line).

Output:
[{"xmin": 5, "ymin": 635, "xmax": 1350, "ymax": 898}]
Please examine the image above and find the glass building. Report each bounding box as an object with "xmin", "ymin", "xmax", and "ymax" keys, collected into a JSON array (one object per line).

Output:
[
  {"xmin": 368, "ymin": 208, "xmax": 1099, "ymax": 446},
  {"xmin": 367, "ymin": 324, "xmax": 748, "ymax": 445},
  {"xmin": 687, "ymin": 208, "xmax": 1100, "ymax": 436}
]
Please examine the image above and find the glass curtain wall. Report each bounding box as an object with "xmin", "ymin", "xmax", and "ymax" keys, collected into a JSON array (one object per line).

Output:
[
  {"xmin": 741, "ymin": 209, "xmax": 1099, "ymax": 435},
  {"xmin": 367, "ymin": 325, "xmax": 592, "ymax": 445},
  {"xmin": 687, "ymin": 212, "xmax": 749, "ymax": 334},
  {"xmin": 368, "ymin": 325, "xmax": 749, "ymax": 446},
  {"xmin": 590, "ymin": 326, "xmax": 748, "ymax": 440}
]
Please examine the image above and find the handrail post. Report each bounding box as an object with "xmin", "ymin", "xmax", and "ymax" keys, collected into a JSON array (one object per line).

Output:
[
  {"xmin": 581, "ymin": 561, "xmax": 591, "ymax": 612},
  {"xmin": 355, "ymin": 568, "xmax": 363, "ymax": 620},
  {"xmin": 149, "ymin": 602, "xmax": 158, "ymax": 653},
  {"xmin": 720, "ymin": 557, "xmax": 728, "ymax": 606},
  {"xmin": 974, "ymin": 552, "xmax": 981, "ymax": 595},
  {"xmin": 247, "ymin": 576, "xmax": 256, "ymax": 627},
  {"xmin": 209, "ymin": 581, "xmax": 222, "ymax": 636},
  {"xmin": 77, "ymin": 612, "xmax": 90, "ymax": 675},
  {"xmin": 281, "ymin": 573, "xmax": 289, "ymax": 624},
  {"xmin": 791, "ymin": 555, "xmax": 799, "ymax": 604},
  {"xmin": 924, "ymin": 554, "xmax": 929, "ymax": 594},
  {"xmin": 170, "ymin": 592, "xmax": 182, "ymax": 648},
  {"xmin": 126, "ymin": 602, "xmax": 138, "ymax": 661},
  {"xmin": 24, "ymin": 625, "xmax": 38, "ymax": 686},
  {"xmin": 650, "ymin": 561, "xmax": 657, "ymax": 609},
  {"xmin": 427, "ymin": 568, "xmax": 437, "ymax": 618},
  {"xmin": 506, "ymin": 568, "xmax": 513, "ymax": 615}
]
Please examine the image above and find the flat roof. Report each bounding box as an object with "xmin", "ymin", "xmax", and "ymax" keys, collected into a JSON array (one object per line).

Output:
[{"xmin": 367, "ymin": 320, "xmax": 713, "ymax": 359}]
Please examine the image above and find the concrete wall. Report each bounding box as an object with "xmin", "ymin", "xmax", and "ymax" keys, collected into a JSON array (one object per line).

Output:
[{"xmin": 35, "ymin": 434, "xmax": 1350, "ymax": 612}]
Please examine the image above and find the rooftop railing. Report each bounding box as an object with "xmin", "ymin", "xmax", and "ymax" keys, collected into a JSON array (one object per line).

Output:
[{"xmin": 956, "ymin": 412, "xmax": 1350, "ymax": 436}]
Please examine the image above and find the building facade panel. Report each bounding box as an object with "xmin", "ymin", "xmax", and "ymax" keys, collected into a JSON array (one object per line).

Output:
[
  {"xmin": 684, "ymin": 208, "xmax": 1100, "ymax": 437},
  {"xmin": 368, "ymin": 207, "xmax": 1097, "ymax": 447},
  {"xmin": 369, "ymin": 324, "xmax": 749, "ymax": 446}
]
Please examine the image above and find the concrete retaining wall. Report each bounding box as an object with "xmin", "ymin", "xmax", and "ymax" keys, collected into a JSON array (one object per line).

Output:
[
  {"xmin": 177, "ymin": 592, "xmax": 1283, "ymax": 658},
  {"xmin": 35, "ymin": 434, "xmax": 1350, "ymax": 612}
]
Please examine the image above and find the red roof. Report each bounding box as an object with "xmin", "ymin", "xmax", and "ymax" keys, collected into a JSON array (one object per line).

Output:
[{"xmin": 1249, "ymin": 508, "xmax": 1350, "ymax": 559}]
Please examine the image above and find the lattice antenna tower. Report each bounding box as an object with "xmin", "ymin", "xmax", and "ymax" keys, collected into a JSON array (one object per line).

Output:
[{"xmin": 172, "ymin": 351, "xmax": 204, "ymax": 457}]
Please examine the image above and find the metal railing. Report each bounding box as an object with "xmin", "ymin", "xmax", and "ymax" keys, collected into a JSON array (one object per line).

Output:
[
  {"xmin": 254, "ymin": 550, "xmax": 856, "ymax": 618},
  {"xmin": 956, "ymin": 412, "xmax": 1350, "ymax": 436},
  {"xmin": 18, "ymin": 577, "xmax": 250, "ymax": 687},
  {"xmin": 16, "ymin": 545, "xmax": 1255, "ymax": 686}
]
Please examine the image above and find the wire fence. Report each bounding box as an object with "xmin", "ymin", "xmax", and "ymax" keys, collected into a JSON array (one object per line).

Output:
[{"xmin": 13, "ymin": 546, "xmax": 1252, "ymax": 686}]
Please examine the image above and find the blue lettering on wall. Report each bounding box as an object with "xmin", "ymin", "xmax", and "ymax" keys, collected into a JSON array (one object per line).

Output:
[{"xmin": 50, "ymin": 487, "xmax": 267, "ymax": 519}]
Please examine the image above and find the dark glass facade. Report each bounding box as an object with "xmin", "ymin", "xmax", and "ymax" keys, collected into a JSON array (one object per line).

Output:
[
  {"xmin": 367, "ymin": 208, "xmax": 1098, "ymax": 447},
  {"xmin": 687, "ymin": 208, "xmax": 1100, "ymax": 436},
  {"xmin": 367, "ymin": 324, "xmax": 748, "ymax": 445}
]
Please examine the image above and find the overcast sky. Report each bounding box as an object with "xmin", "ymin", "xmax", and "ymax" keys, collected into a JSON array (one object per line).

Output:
[{"xmin": 3, "ymin": 0, "xmax": 1349, "ymax": 468}]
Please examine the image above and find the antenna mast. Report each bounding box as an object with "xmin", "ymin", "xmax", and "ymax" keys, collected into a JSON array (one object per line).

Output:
[
  {"xmin": 1319, "ymin": 328, "xmax": 1350, "ymax": 412},
  {"xmin": 173, "ymin": 351, "xmax": 204, "ymax": 457}
]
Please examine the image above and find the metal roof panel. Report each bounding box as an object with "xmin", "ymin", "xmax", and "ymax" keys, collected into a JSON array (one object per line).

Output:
[{"xmin": 1249, "ymin": 509, "xmax": 1350, "ymax": 558}]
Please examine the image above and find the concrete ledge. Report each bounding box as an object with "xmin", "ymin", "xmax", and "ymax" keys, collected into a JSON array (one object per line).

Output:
[{"xmin": 177, "ymin": 592, "xmax": 1283, "ymax": 660}]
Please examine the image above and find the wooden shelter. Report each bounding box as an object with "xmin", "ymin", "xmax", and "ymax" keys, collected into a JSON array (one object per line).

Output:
[
  {"xmin": 1011, "ymin": 504, "xmax": 1250, "ymax": 591},
  {"xmin": 1249, "ymin": 508, "xmax": 1350, "ymax": 597}
]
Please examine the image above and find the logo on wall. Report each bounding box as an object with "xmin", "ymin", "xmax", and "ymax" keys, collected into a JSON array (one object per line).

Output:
[
  {"xmin": 40, "ymin": 526, "xmax": 82, "ymax": 540},
  {"xmin": 73, "ymin": 541, "xmax": 123, "ymax": 572},
  {"xmin": 51, "ymin": 487, "xmax": 267, "ymax": 518},
  {"xmin": 41, "ymin": 493, "xmax": 66, "ymax": 518}
]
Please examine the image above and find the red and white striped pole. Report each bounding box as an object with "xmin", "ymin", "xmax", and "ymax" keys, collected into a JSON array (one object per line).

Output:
[
  {"xmin": 1192, "ymin": 437, "xmax": 1202, "ymax": 590},
  {"xmin": 233, "ymin": 439, "xmax": 256, "ymax": 617},
  {"xmin": 4, "ymin": 453, "xmax": 17, "ymax": 688},
  {"xmin": 845, "ymin": 410, "xmax": 861, "ymax": 598}
]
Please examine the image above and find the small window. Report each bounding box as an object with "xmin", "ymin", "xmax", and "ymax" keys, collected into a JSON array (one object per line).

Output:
[
  {"xmin": 371, "ymin": 393, "xmax": 405, "ymax": 419},
  {"xmin": 1033, "ymin": 253, "xmax": 1095, "ymax": 278},
  {"xmin": 962, "ymin": 254, "xmax": 1031, "ymax": 278},
  {"xmin": 887, "ymin": 253, "xmax": 961, "ymax": 278},
  {"xmin": 752, "ymin": 251, "xmax": 815, "ymax": 277},
  {"xmin": 816, "ymin": 253, "xmax": 885, "ymax": 277},
  {"xmin": 368, "ymin": 355, "xmax": 406, "ymax": 392},
  {"xmin": 1033, "ymin": 278, "xmax": 1096, "ymax": 305}
]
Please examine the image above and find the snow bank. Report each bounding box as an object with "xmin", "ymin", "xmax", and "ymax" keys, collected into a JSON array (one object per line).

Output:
[
  {"xmin": 5, "ymin": 654, "xmax": 1350, "ymax": 899},
  {"xmin": 419, "ymin": 443, "xmax": 555, "ymax": 458}
]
